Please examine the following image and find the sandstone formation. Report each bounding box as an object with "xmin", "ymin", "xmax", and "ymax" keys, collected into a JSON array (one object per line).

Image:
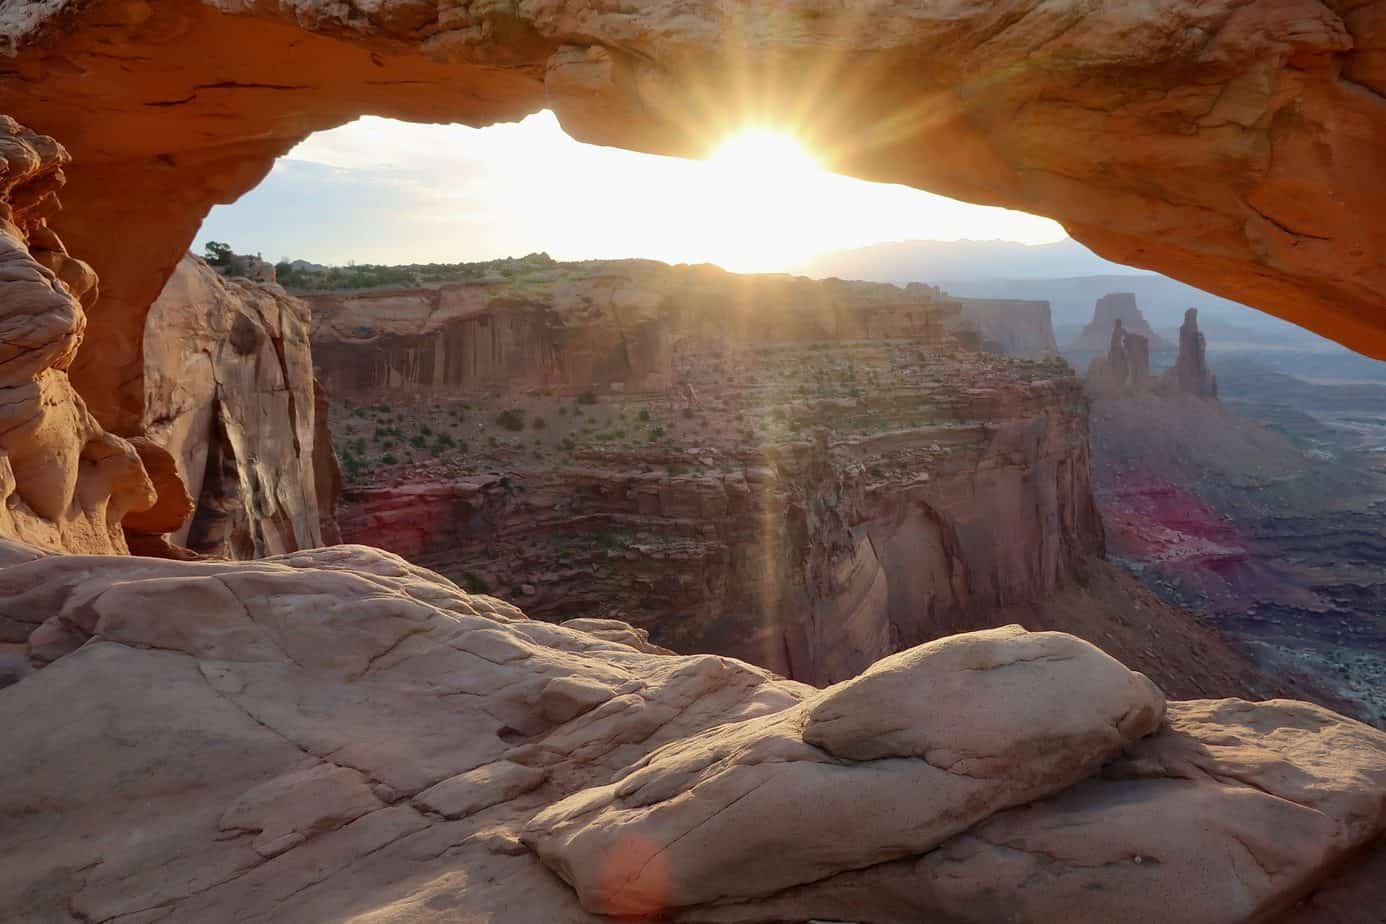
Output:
[
  {"xmin": 1069, "ymin": 293, "xmax": 1174, "ymax": 354},
  {"xmin": 143, "ymin": 254, "xmax": 335, "ymax": 557},
  {"xmin": 1, "ymin": 541, "xmax": 1384, "ymax": 924},
  {"xmin": 955, "ymin": 296, "xmax": 1061, "ymax": 359},
  {"xmin": 1087, "ymin": 318, "xmax": 1155, "ymax": 395},
  {"xmin": 315, "ymin": 262, "xmax": 1095, "ymax": 684},
  {"xmin": 308, "ymin": 260, "xmax": 966, "ymax": 399},
  {"xmin": 0, "ymin": 116, "xmax": 157, "ymax": 554},
  {"xmin": 1164, "ymin": 307, "xmax": 1221, "ymax": 399},
  {"xmin": 0, "ymin": 0, "xmax": 1384, "ymax": 451}
]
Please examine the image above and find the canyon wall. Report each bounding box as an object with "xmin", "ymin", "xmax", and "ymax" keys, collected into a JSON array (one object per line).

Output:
[
  {"xmin": 318, "ymin": 264, "xmax": 1096, "ymax": 685},
  {"xmin": 0, "ymin": 122, "xmax": 334, "ymax": 558},
  {"xmin": 143, "ymin": 255, "xmax": 335, "ymax": 557},
  {"xmin": 0, "ymin": 117, "xmax": 156, "ymax": 554},
  {"xmin": 308, "ymin": 262, "xmax": 965, "ymax": 399},
  {"xmin": 0, "ymin": 0, "xmax": 1383, "ymax": 446},
  {"xmin": 955, "ymin": 296, "xmax": 1060, "ymax": 359}
]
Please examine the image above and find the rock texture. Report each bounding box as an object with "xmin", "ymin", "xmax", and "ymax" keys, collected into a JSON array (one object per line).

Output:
[
  {"xmin": 1163, "ymin": 307, "xmax": 1220, "ymax": 399},
  {"xmin": 0, "ymin": 116, "xmax": 157, "ymax": 554},
  {"xmin": 1, "ymin": 0, "xmax": 1385, "ymax": 446},
  {"xmin": 523, "ymin": 625, "xmax": 1165, "ymax": 916},
  {"xmin": 143, "ymin": 254, "xmax": 335, "ymax": 557},
  {"xmin": 1087, "ymin": 318, "xmax": 1155, "ymax": 395},
  {"xmin": 316, "ymin": 263, "xmax": 1095, "ymax": 684},
  {"xmin": 1069, "ymin": 293, "xmax": 1174, "ymax": 354},
  {"xmin": 956, "ymin": 296, "xmax": 1061, "ymax": 359},
  {"xmin": 308, "ymin": 261, "xmax": 965, "ymax": 399},
  {"xmin": 1, "ymin": 541, "xmax": 1383, "ymax": 924}
]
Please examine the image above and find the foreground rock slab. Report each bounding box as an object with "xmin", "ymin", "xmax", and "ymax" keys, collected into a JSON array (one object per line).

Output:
[
  {"xmin": 0, "ymin": 543, "xmax": 1383, "ymax": 923},
  {"xmin": 523, "ymin": 626, "xmax": 1165, "ymax": 915}
]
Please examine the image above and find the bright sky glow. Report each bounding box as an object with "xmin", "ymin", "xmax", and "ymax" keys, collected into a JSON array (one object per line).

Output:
[{"xmin": 195, "ymin": 111, "xmax": 1068, "ymax": 273}]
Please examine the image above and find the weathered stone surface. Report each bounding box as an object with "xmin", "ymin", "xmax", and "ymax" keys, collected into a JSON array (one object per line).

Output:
[
  {"xmin": 308, "ymin": 262, "xmax": 963, "ymax": 398},
  {"xmin": 914, "ymin": 698, "xmax": 1386, "ymax": 924},
  {"xmin": 329, "ymin": 337, "xmax": 1102, "ymax": 684},
  {"xmin": 1162, "ymin": 307, "xmax": 1220, "ymax": 399},
  {"xmin": 414, "ymin": 761, "xmax": 548, "ymax": 820},
  {"xmin": 0, "ymin": 116, "xmax": 155, "ymax": 554},
  {"xmin": 523, "ymin": 626, "xmax": 1165, "ymax": 915},
  {"xmin": 1, "ymin": 0, "xmax": 1384, "ymax": 447},
  {"xmin": 1087, "ymin": 318, "xmax": 1156, "ymax": 395},
  {"xmin": 144, "ymin": 255, "xmax": 333, "ymax": 557},
  {"xmin": 0, "ymin": 542, "xmax": 1381, "ymax": 924},
  {"xmin": 956, "ymin": 296, "xmax": 1061, "ymax": 359}
]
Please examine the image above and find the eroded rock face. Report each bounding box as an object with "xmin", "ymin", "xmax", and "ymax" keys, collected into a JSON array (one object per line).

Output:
[
  {"xmin": 143, "ymin": 254, "xmax": 335, "ymax": 557},
  {"xmin": 1163, "ymin": 307, "xmax": 1220, "ymax": 399},
  {"xmin": 523, "ymin": 626, "xmax": 1165, "ymax": 916},
  {"xmin": 1, "ymin": 0, "xmax": 1385, "ymax": 443},
  {"xmin": 308, "ymin": 263, "xmax": 964, "ymax": 398},
  {"xmin": 1070, "ymin": 293, "xmax": 1173, "ymax": 354},
  {"xmin": 956, "ymin": 296, "xmax": 1061, "ymax": 359},
  {"xmin": 0, "ymin": 116, "xmax": 156, "ymax": 554},
  {"xmin": 0, "ymin": 542, "xmax": 1382, "ymax": 924},
  {"xmin": 1087, "ymin": 318, "xmax": 1155, "ymax": 395},
  {"xmin": 319, "ymin": 267, "xmax": 1095, "ymax": 684}
]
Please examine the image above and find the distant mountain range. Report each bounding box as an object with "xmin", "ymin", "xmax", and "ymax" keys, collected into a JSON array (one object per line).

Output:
[
  {"xmin": 799, "ymin": 238, "xmax": 1140, "ymax": 283},
  {"xmin": 796, "ymin": 239, "xmax": 1317, "ymax": 341}
]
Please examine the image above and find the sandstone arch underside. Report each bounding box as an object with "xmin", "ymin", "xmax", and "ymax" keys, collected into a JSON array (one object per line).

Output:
[{"xmin": 3, "ymin": 0, "xmax": 1385, "ymax": 433}]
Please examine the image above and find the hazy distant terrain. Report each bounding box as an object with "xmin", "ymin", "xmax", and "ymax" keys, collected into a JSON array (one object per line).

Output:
[{"xmin": 799, "ymin": 238, "xmax": 1327, "ymax": 344}]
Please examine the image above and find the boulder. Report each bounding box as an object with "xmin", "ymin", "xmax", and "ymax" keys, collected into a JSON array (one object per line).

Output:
[{"xmin": 0, "ymin": 543, "xmax": 1382, "ymax": 923}]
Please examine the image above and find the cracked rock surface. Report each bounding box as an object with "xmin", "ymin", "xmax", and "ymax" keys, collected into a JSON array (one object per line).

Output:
[{"xmin": 1, "ymin": 542, "xmax": 1383, "ymax": 923}]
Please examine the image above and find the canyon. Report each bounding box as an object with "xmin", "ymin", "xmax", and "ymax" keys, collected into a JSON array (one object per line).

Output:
[
  {"xmin": 1076, "ymin": 297, "xmax": 1386, "ymax": 725},
  {"xmin": 1, "ymin": 0, "xmax": 1386, "ymax": 920},
  {"xmin": 312, "ymin": 259, "xmax": 1341, "ymax": 704},
  {"xmin": 311, "ymin": 261, "xmax": 1094, "ymax": 685},
  {"xmin": 1, "ymin": 0, "xmax": 1385, "ymax": 450}
]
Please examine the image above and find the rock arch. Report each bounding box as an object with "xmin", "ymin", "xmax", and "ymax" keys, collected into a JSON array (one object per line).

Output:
[{"xmin": 2, "ymin": 0, "xmax": 1383, "ymax": 439}]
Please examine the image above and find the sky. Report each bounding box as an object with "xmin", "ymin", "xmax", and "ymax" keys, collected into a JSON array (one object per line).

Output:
[{"xmin": 194, "ymin": 111, "xmax": 1069, "ymax": 274}]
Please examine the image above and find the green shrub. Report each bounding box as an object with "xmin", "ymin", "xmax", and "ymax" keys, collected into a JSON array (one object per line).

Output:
[
  {"xmin": 381, "ymin": 453, "xmax": 398, "ymax": 465},
  {"xmin": 577, "ymin": 391, "xmax": 597, "ymax": 405},
  {"xmin": 495, "ymin": 409, "xmax": 526, "ymax": 432},
  {"xmin": 460, "ymin": 572, "xmax": 490, "ymax": 594},
  {"xmin": 531, "ymin": 417, "xmax": 546, "ymax": 430},
  {"xmin": 638, "ymin": 409, "xmax": 650, "ymax": 422}
]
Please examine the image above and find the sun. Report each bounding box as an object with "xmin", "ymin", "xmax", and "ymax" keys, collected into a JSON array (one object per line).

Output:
[
  {"xmin": 691, "ymin": 129, "xmax": 830, "ymax": 272},
  {"xmin": 708, "ymin": 129, "xmax": 823, "ymax": 176}
]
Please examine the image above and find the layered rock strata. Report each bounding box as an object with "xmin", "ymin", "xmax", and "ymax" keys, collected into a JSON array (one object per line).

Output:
[
  {"xmin": 1, "ymin": 542, "xmax": 1383, "ymax": 924},
  {"xmin": 955, "ymin": 296, "xmax": 1061, "ymax": 359},
  {"xmin": 308, "ymin": 261, "xmax": 966, "ymax": 399},
  {"xmin": 1, "ymin": 0, "xmax": 1384, "ymax": 447},
  {"xmin": 318, "ymin": 270, "xmax": 1096, "ymax": 685}
]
